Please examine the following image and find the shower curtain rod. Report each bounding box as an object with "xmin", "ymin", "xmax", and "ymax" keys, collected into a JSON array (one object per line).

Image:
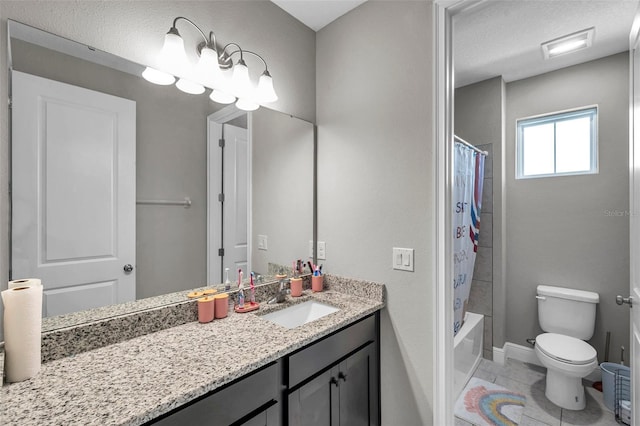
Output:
[{"xmin": 454, "ymin": 135, "xmax": 488, "ymax": 156}]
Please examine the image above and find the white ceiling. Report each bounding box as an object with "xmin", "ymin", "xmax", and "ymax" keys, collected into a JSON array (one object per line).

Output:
[
  {"xmin": 454, "ymin": 0, "xmax": 639, "ymax": 87},
  {"xmin": 271, "ymin": 0, "xmax": 638, "ymax": 85},
  {"xmin": 271, "ymin": 0, "xmax": 367, "ymax": 31}
]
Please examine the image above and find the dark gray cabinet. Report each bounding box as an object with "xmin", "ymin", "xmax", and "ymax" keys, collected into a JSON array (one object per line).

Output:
[
  {"xmin": 149, "ymin": 362, "xmax": 280, "ymax": 426},
  {"xmin": 237, "ymin": 403, "xmax": 279, "ymax": 426},
  {"xmin": 288, "ymin": 368, "xmax": 336, "ymax": 425},
  {"xmin": 288, "ymin": 343, "xmax": 376, "ymax": 426},
  {"xmin": 337, "ymin": 343, "xmax": 375, "ymax": 426},
  {"xmin": 287, "ymin": 314, "xmax": 379, "ymax": 426}
]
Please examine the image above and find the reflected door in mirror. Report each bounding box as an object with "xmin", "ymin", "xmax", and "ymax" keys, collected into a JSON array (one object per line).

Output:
[
  {"xmin": 11, "ymin": 71, "xmax": 136, "ymax": 317},
  {"xmin": 222, "ymin": 124, "xmax": 249, "ymax": 278}
]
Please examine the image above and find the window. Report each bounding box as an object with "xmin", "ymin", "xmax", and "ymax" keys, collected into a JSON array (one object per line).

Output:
[{"xmin": 516, "ymin": 107, "xmax": 598, "ymax": 179}]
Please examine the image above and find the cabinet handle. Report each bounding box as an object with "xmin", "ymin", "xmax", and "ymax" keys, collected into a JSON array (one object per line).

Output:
[
  {"xmin": 338, "ymin": 372, "xmax": 347, "ymax": 382},
  {"xmin": 330, "ymin": 377, "xmax": 339, "ymax": 387}
]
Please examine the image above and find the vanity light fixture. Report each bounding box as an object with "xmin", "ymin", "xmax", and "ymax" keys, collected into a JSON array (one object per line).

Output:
[
  {"xmin": 541, "ymin": 27, "xmax": 594, "ymax": 59},
  {"xmin": 141, "ymin": 67, "xmax": 175, "ymax": 85},
  {"xmin": 210, "ymin": 89, "xmax": 236, "ymax": 104},
  {"xmin": 143, "ymin": 17, "xmax": 278, "ymax": 111},
  {"xmin": 175, "ymin": 78, "xmax": 206, "ymax": 95}
]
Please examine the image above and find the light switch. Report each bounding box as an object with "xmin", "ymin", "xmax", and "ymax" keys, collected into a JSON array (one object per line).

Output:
[
  {"xmin": 258, "ymin": 235, "xmax": 268, "ymax": 251},
  {"xmin": 310, "ymin": 241, "xmax": 327, "ymax": 260},
  {"xmin": 317, "ymin": 241, "xmax": 326, "ymax": 260},
  {"xmin": 393, "ymin": 248, "xmax": 414, "ymax": 272}
]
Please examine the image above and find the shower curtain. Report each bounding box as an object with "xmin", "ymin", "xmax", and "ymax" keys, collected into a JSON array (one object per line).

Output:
[{"xmin": 453, "ymin": 142, "xmax": 485, "ymax": 336}]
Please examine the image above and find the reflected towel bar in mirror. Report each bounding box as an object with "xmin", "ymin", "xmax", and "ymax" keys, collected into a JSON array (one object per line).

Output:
[{"xmin": 136, "ymin": 197, "xmax": 192, "ymax": 208}]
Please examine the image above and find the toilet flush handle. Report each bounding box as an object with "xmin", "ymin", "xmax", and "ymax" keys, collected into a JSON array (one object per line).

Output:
[{"xmin": 536, "ymin": 295, "xmax": 546, "ymax": 301}]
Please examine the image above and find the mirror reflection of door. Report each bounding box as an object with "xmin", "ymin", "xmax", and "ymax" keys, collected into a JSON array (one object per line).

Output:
[
  {"xmin": 222, "ymin": 123, "xmax": 249, "ymax": 281},
  {"xmin": 207, "ymin": 111, "xmax": 251, "ymax": 285},
  {"xmin": 11, "ymin": 70, "xmax": 136, "ymax": 317}
]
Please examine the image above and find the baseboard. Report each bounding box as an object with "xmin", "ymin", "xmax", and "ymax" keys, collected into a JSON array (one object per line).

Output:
[
  {"xmin": 494, "ymin": 342, "xmax": 542, "ymax": 367},
  {"xmin": 492, "ymin": 346, "xmax": 505, "ymax": 365}
]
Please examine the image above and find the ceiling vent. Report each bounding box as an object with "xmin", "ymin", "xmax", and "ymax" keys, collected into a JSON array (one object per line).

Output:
[{"xmin": 541, "ymin": 27, "xmax": 595, "ymax": 59}]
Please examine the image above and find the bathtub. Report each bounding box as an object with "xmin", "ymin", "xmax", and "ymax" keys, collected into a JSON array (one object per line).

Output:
[{"xmin": 454, "ymin": 311, "xmax": 484, "ymax": 397}]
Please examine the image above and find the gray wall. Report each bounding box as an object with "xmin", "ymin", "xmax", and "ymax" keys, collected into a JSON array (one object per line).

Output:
[
  {"xmin": 251, "ymin": 109, "xmax": 314, "ymax": 275},
  {"xmin": 0, "ymin": 1, "xmax": 316, "ymax": 333},
  {"xmin": 317, "ymin": 1, "xmax": 434, "ymax": 424},
  {"xmin": 455, "ymin": 76, "xmax": 506, "ymax": 358},
  {"xmin": 505, "ymin": 52, "xmax": 630, "ymax": 362}
]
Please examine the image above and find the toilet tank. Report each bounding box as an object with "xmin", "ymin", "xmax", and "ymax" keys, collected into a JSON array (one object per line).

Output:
[{"xmin": 537, "ymin": 285, "xmax": 599, "ymax": 340}]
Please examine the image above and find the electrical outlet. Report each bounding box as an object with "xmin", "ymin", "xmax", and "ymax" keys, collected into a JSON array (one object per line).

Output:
[
  {"xmin": 258, "ymin": 235, "xmax": 268, "ymax": 251},
  {"xmin": 317, "ymin": 241, "xmax": 326, "ymax": 260},
  {"xmin": 392, "ymin": 247, "xmax": 414, "ymax": 272}
]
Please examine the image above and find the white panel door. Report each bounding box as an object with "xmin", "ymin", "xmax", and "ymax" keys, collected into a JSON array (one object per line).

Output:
[
  {"xmin": 12, "ymin": 71, "xmax": 136, "ymax": 317},
  {"xmin": 630, "ymin": 18, "xmax": 640, "ymax": 426},
  {"xmin": 223, "ymin": 124, "xmax": 249, "ymax": 277}
]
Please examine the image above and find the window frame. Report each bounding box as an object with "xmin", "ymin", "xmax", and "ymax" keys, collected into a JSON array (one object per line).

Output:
[{"xmin": 516, "ymin": 105, "xmax": 598, "ymax": 179}]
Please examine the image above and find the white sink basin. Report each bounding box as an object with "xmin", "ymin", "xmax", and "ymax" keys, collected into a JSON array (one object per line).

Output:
[{"xmin": 260, "ymin": 300, "xmax": 339, "ymax": 329}]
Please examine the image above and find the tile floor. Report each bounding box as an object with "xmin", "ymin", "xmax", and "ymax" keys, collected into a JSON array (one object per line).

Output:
[{"xmin": 455, "ymin": 359, "xmax": 621, "ymax": 426}]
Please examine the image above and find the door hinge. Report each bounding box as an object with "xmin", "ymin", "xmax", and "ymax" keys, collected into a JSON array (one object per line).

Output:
[
  {"xmin": 8, "ymin": 97, "xmax": 11, "ymax": 108},
  {"xmin": 219, "ymin": 138, "xmax": 225, "ymax": 148},
  {"xmin": 218, "ymin": 193, "xmax": 225, "ymax": 203},
  {"xmin": 218, "ymin": 248, "xmax": 225, "ymax": 257}
]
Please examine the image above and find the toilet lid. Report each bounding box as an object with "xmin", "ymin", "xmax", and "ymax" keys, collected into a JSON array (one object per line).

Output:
[{"xmin": 536, "ymin": 333, "xmax": 597, "ymax": 365}]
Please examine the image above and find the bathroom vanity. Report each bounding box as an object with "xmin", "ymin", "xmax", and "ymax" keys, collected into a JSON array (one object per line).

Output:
[
  {"xmin": 153, "ymin": 313, "xmax": 378, "ymax": 425},
  {"xmin": 1, "ymin": 276, "xmax": 384, "ymax": 426}
]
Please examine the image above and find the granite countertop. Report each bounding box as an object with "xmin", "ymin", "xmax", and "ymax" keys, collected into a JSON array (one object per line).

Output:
[{"xmin": 1, "ymin": 288, "xmax": 384, "ymax": 425}]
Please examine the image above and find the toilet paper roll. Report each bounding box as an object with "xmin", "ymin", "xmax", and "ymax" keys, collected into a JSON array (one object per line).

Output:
[
  {"xmin": 8, "ymin": 278, "xmax": 41, "ymax": 289},
  {"xmin": 2, "ymin": 280, "xmax": 43, "ymax": 382}
]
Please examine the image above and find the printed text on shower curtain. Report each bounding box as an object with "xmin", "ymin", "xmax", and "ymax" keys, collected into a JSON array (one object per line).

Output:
[{"xmin": 453, "ymin": 142, "xmax": 485, "ymax": 336}]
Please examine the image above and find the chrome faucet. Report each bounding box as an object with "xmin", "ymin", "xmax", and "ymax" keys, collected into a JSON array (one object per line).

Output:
[{"xmin": 268, "ymin": 277, "xmax": 289, "ymax": 304}]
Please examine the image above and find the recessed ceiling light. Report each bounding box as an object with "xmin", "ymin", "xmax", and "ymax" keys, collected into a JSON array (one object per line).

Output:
[{"xmin": 541, "ymin": 27, "xmax": 594, "ymax": 59}]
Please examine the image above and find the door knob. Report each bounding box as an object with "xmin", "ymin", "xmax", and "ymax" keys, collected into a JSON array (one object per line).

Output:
[
  {"xmin": 616, "ymin": 295, "xmax": 633, "ymax": 307},
  {"xmin": 123, "ymin": 264, "xmax": 134, "ymax": 273}
]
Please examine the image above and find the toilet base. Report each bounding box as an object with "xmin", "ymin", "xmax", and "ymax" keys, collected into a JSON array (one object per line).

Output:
[{"xmin": 545, "ymin": 369, "xmax": 586, "ymax": 410}]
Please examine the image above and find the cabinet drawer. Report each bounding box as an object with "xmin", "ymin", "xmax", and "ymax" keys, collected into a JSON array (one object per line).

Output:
[
  {"xmin": 288, "ymin": 315, "xmax": 375, "ymax": 388},
  {"xmin": 151, "ymin": 362, "xmax": 280, "ymax": 425}
]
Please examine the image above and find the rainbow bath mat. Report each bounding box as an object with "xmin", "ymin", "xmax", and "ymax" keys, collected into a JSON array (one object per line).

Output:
[{"xmin": 454, "ymin": 377, "xmax": 526, "ymax": 426}]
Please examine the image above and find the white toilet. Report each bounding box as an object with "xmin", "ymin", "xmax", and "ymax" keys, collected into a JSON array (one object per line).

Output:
[{"xmin": 535, "ymin": 285, "xmax": 599, "ymax": 410}]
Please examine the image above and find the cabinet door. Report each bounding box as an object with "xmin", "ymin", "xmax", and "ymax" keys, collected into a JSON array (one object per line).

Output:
[
  {"xmin": 237, "ymin": 403, "xmax": 279, "ymax": 426},
  {"xmin": 288, "ymin": 315, "xmax": 376, "ymax": 388},
  {"xmin": 338, "ymin": 343, "xmax": 377, "ymax": 426},
  {"xmin": 151, "ymin": 363, "xmax": 279, "ymax": 425},
  {"xmin": 288, "ymin": 367, "xmax": 339, "ymax": 426}
]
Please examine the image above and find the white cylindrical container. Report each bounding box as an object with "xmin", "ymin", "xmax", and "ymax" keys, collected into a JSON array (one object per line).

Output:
[{"xmin": 2, "ymin": 279, "xmax": 43, "ymax": 382}]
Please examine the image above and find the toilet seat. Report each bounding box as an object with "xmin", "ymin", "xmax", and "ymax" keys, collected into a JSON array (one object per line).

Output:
[{"xmin": 536, "ymin": 333, "xmax": 597, "ymax": 365}]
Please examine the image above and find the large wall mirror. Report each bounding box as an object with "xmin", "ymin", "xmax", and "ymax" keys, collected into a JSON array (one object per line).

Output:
[{"xmin": 8, "ymin": 20, "xmax": 314, "ymax": 329}]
